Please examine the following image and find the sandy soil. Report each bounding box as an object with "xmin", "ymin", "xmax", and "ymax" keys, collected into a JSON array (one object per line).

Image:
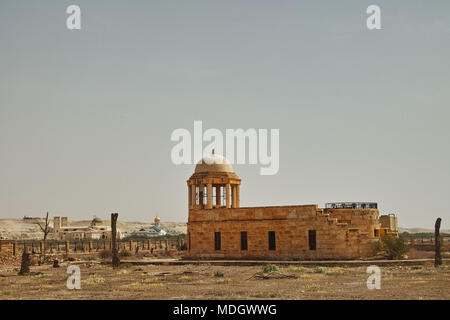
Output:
[{"xmin": 0, "ymin": 259, "xmax": 448, "ymax": 300}]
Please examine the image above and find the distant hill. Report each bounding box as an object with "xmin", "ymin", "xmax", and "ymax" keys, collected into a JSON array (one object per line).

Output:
[
  {"xmin": 399, "ymin": 227, "xmax": 450, "ymax": 234},
  {"xmin": 0, "ymin": 219, "xmax": 187, "ymax": 240}
]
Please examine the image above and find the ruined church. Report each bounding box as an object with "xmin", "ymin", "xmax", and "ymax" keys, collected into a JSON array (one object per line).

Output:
[{"xmin": 186, "ymin": 153, "xmax": 398, "ymax": 260}]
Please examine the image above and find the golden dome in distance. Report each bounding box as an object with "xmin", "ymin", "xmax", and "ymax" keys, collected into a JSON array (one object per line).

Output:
[
  {"xmin": 154, "ymin": 216, "xmax": 160, "ymax": 223},
  {"xmin": 194, "ymin": 150, "xmax": 233, "ymax": 173}
]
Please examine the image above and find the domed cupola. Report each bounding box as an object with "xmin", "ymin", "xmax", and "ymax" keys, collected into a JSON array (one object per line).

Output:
[{"xmin": 187, "ymin": 150, "xmax": 241, "ymax": 210}]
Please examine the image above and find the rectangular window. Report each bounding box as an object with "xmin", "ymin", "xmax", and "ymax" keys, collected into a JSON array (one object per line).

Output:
[
  {"xmin": 212, "ymin": 186, "xmax": 217, "ymax": 205},
  {"xmin": 203, "ymin": 186, "xmax": 207, "ymax": 205},
  {"xmin": 268, "ymin": 231, "xmax": 276, "ymax": 251},
  {"xmin": 374, "ymin": 229, "xmax": 379, "ymax": 237},
  {"xmin": 309, "ymin": 230, "xmax": 316, "ymax": 251},
  {"xmin": 221, "ymin": 187, "xmax": 226, "ymax": 206},
  {"xmin": 214, "ymin": 232, "xmax": 221, "ymax": 251},
  {"xmin": 241, "ymin": 231, "xmax": 248, "ymax": 251}
]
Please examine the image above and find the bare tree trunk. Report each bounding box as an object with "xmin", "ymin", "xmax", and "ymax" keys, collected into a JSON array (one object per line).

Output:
[
  {"xmin": 111, "ymin": 213, "xmax": 120, "ymax": 268},
  {"xmin": 37, "ymin": 212, "xmax": 50, "ymax": 264},
  {"xmin": 18, "ymin": 250, "xmax": 31, "ymax": 275},
  {"xmin": 435, "ymin": 217, "xmax": 442, "ymax": 267}
]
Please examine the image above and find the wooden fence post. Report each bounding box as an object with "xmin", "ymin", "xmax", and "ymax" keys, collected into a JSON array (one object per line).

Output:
[
  {"xmin": 111, "ymin": 213, "xmax": 120, "ymax": 268},
  {"xmin": 435, "ymin": 218, "xmax": 442, "ymax": 267}
]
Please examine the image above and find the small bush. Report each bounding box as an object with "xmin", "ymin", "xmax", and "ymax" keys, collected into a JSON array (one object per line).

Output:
[
  {"xmin": 410, "ymin": 268, "xmax": 435, "ymax": 275},
  {"xmin": 99, "ymin": 249, "xmax": 111, "ymax": 259},
  {"xmin": 83, "ymin": 276, "xmax": 105, "ymax": 285},
  {"xmin": 119, "ymin": 249, "xmax": 133, "ymax": 257},
  {"xmin": 324, "ymin": 267, "xmax": 345, "ymax": 276},
  {"xmin": 314, "ymin": 267, "xmax": 326, "ymax": 274},
  {"xmin": 262, "ymin": 264, "xmax": 279, "ymax": 274},
  {"xmin": 288, "ymin": 266, "xmax": 307, "ymax": 273},
  {"xmin": 374, "ymin": 235, "xmax": 409, "ymax": 260},
  {"xmin": 179, "ymin": 275, "xmax": 194, "ymax": 282},
  {"xmin": 121, "ymin": 262, "xmax": 133, "ymax": 269},
  {"xmin": 214, "ymin": 271, "xmax": 224, "ymax": 277},
  {"xmin": 215, "ymin": 278, "xmax": 232, "ymax": 284}
]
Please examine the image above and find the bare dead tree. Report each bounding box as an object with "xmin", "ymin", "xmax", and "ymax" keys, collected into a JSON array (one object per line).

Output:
[
  {"xmin": 111, "ymin": 213, "xmax": 120, "ymax": 268},
  {"xmin": 35, "ymin": 212, "xmax": 51, "ymax": 263},
  {"xmin": 435, "ymin": 217, "xmax": 442, "ymax": 267},
  {"xmin": 36, "ymin": 211, "xmax": 51, "ymax": 241}
]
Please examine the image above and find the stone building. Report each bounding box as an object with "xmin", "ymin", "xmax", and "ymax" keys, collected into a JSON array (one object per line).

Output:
[
  {"xmin": 186, "ymin": 153, "xmax": 398, "ymax": 260},
  {"xmin": 126, "ymin": 216, "xmax": 180, "ymax": 238},
  {"xmin": 50, "ymin": 216, "xmax": 122, "ymax": 241}
]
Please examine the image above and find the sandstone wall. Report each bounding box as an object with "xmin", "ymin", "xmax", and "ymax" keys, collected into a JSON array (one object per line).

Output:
[{"xmin": 187, "ymin": 205, "xmax": 380, "ymax": 260}]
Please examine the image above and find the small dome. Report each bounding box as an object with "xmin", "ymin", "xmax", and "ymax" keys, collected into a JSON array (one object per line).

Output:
[
  {"xmin": 195, "ymin": 153, "xmax": 233, "ymax": 173},
  {"xmin": 154, "ymin": 216, "xmax": 161, "ymax": 223}
]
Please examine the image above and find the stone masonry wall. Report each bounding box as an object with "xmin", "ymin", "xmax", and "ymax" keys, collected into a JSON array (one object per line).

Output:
[{"xmin": 187, "ymin": 205, "xmax": 380, "ymax": 260}]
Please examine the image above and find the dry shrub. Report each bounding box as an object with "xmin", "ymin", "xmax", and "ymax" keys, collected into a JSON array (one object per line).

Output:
[
  {"xmin": 119, "ymin": 249, "xmax": 133, "ymax": 257},
  {"xmin": 374, "ymin": 235, "xmax": 409, "ymax": 260},
  {"xmin": 99, "ymin": 249, "xmax": 112, "ymax": 259},
  {"xmin": 167, "ymin": 250, "xmax": 178, "ymax": 258},
  {"xmin": 263, "ymin": 264, "xmax": 279, "ymax": 274},
  {"xmin": 29, "ymin": 256, "xmax": 39, "ymax": 266}
]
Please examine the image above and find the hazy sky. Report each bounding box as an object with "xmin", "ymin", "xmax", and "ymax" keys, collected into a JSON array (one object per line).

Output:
[{"xmin": 1, "ymin": 1, "xmax": 449, "ymax": 228}]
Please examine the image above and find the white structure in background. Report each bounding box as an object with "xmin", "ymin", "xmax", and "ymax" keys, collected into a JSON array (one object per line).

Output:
[
  {"xmin": 127, "ymin": 217, "xmax": 180, "ymax": 238},
  {"xmin": 50, "ymin": 216, "xmax": 122, "ymax": 240}
]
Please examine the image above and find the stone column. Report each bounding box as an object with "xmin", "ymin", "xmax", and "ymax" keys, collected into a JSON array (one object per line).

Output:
[
  {"xmin": 232, "ymin": 185, "xmax": 237, "ymax": 208},
  {"xmin": 207, "ymin": 183, "xmax": 213, "ymax": 209},
  {"xmin": 199, "ymin": 184, "xmax": 204, "ymax": 208},
  {"xmin": 236, "ymin": 185, "xmax": 240, "ymax": 208},
  {"xmin": 226, "ymin": 184, "xmax": 231, "ymax": 208},
  {"xmin": 188, "ymin": 185, "xmax": 192, "ymax": 207},
  {"xmin": 215, "ymin": 185, "xmax": 221, "ymax": 206},
  {"xmin": 65, "ymin": 241, "xmax": 70, "ymax": 254},
  {"xmin": 191, "ymin": 184, "xmax": 196, "ymax": 207}
]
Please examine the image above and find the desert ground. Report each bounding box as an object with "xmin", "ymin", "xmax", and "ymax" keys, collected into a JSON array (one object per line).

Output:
[
  {"xmin": 1, "ymin": 219, "xmax": 449, "ymax": 300},
  {"xmin": 1, "ymin": 258, "xmax": 449, "ymax": 300}
]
